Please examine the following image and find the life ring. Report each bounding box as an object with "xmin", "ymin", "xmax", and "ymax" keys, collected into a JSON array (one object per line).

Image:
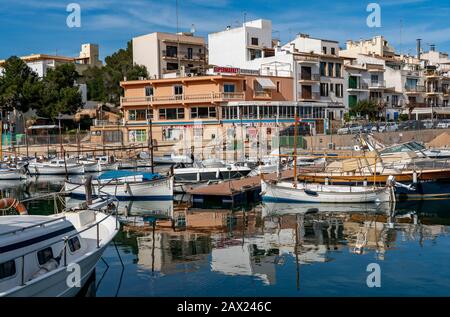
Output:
[{"xmin": 0, "ymin": 198, "xmax": 28, "ymax": 215}]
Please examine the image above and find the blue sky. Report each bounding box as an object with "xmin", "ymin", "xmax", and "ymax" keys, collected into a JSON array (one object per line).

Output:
[{"xmin": 1, "ymin": 0, "xmax": 449, "ymax": 61}]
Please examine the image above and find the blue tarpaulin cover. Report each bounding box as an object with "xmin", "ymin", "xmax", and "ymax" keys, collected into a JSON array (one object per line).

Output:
[{"xmin": 97, "ymin": 170, "xmax": 162, "ymax": 181}]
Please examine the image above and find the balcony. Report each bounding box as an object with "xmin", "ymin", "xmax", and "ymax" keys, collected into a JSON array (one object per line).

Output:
[
  {"xmin": 347, "ymin": 82, "xmax": 369, "ymax": 91},
  {"xmin": 93, "ymin": 119, "xmax": 123, "ymax": 127},
  {"xmin": 121, "ymin": 92, "xmax": 245, "ymax": 106},
  {"xmin": 298, "ymin": 73, "xmax": 320, "ymax": 82},
  {"xmin": 405, "ymin": 85, "xmax": 426, "ymax": 94},
  {"xmin": 253, "ymin": 90, "xmax": 272, "ymax": 99},
  {"xmin": 298, "ymin": 92, "xmax": 321, "ymax": 101},
  {"xmin": 162, "ymin": 50, "xmax": 206, "ymax": 62},
  {"xmin": 296, "ymin": 55, "xmax": 320, "ymax": 64},
  {"xmin": 369, "ymin": 80, "xmax": 386, "ymax": 89},
  {"xmin": 426, "ymin": 87, "xmax": 443, "ymax": 95}
]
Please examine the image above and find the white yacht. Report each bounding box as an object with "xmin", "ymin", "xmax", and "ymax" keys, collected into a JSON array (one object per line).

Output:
[
  {"xmin": 27, "ymin": 159, "xmax": 84, "ymax": 175},
  {"xmin": 0, "ymin": 201, "xmax": 119, "ymax": 297}
]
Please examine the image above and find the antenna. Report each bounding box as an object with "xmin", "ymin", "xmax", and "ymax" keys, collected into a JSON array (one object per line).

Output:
[
  {"xmin": 243, "ymin": 12, "xmax": 247, "ymax": 24},
  {"xmin": 176, "ymin": 0, "xmax": 180, "ymax": 74},
  {"xmin": 399, "ymin": 19, "xmax": 403, "ymax": 55}
]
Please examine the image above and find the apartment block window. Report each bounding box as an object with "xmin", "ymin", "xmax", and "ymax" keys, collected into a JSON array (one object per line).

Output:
[
  {"xmin": 129, "ymin": 129, "xmax": 147, "ymax": 143},
  {"xmin": 174, "ymin": 85, "xmax": 183, "ymax": 96},
  {"xmin": 166, "ymin": 45, "xmax": 177, "ymax": 57},
  {"xmin": 243, "ymin": 80, "xmax": 247, "ymax": 91},
  {"xmin": 249, "ymin": 49, "xmax": 262, "ymax": 60},
  {"xmin": 167, "ymin": 63, "xmax": 178, "ymax": 71},
  {"xmin": 320, "ymin": 83, "xmax": 329, "ymax": 97},
  {"xmin": 251, "ymin": 37, "xmax": 259, "ymax": 46},
  {"xmin": 371, "ymin": 74, "xmax": 379, "ymax": 84},
  {"xmin": 145, "ymin": 86, "xmax": 154, "ymax": 97},
  {"xmin": 335, "ymin": 84, "xmax": 343, "ymax": 98},
  {"xmin": 159, "ymin": 108, "xmax": 184, "ymax": 120},
  {"xmin": 224, "ymin": 84, "xmax": 236, "ymax": 93},
  {"xmin": 330, "ymin": 83, "xmax": 334, "ymax": 92},
  {"xmin": 277, "ymin": 81, "xmax": 280, "ymax": 93},
  {"xmin": 322, "ymin": 47, "xmax": 327, "ymax": 55},
  {"xmin": 335, "ymin": 63, "xmax": 342, "ymax": 77},
  {"xmin": 320, "ymin": 62, "xmax": 327, "ymax": 77},
  {"xmin": 191, "ymin": 107, "xmax": 217, "ymax": 119},
  {"xmin": 392, "ymin": 95, "xmax": 399, "ymax": 107},
  {"xmin": 128, "ymin": 109, "xmax": 152, "ymax": 121},
  {"xmin": 328, "ymin": 62, "xmax": 334, "ymax": 77},
  {"xmin": 187, "ymin": 47, "xmax": 193, "ymax": 59},
  {"xmin": 331, "ymin": 47, "xmax": 336, "ymax": 55}
]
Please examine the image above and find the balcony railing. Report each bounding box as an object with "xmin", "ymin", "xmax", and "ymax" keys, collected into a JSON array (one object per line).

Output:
[
  {"xmin": 405, "ymin": 85, "xmax": 426, "ymax": 93},
  {"xmin": 298, "ymin": 92, "xmax": 321, "ymax": 101},
  {"xmin": 121, "ymin": 92, "xmax": 245, "ymax": 105},
  {"xmin": 93, "ymin": 119, "xmax": 123, "ymax": 127},
  {"xmin": 162, "ymin": 50, "xmax": 206, "ymax": 61},
  {"xmin": 253, "ymin": 91, "xmax": 272, "ymax": 99},
  {"xmin": 299, "ymin": 73, "xmax": 320, "ymax": 81},
  {"xmin": 369, "ymin": 80, "xmax": 386, "ymax": 89},
  {"xmin": 426, "ymin": 87, "xmax": 443, "ymax": 94},
  {"xmin": 296, "ymin": 55, "xmax": 320, "ymax": 63},
  {"xmin": 348, "ymin": 82, "xmax": 369, "ymax": 90}
]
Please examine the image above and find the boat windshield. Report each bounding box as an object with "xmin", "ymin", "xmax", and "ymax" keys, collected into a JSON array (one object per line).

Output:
[{"xmin": 380, "ymin": 141, "xmax": 425, "ymax": 154}]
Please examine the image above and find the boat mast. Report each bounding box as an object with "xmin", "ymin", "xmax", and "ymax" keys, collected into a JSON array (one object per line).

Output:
[{"xmin": 293, "ymin": 109, "xmax": 298, "ymax": 188}]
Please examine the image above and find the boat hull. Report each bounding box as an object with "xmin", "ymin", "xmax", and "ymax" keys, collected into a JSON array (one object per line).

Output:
[
  {"xmin": 261, "ymin": 181, "xmax": 393, "ymax": 204},
  {"xmin": 0, "ymin": 169, "xmax": 26, "ymax": 180},
  {"xmin": 174, "ymin": 167, "xmax": 251, "ymax": 183},
  {"xmin": 29, "ymin": 164, "xmax": 84, "ymax": 175},
  {"xmin": 65, "ymin": 177, "xmax": 174, "ymax": 201}
]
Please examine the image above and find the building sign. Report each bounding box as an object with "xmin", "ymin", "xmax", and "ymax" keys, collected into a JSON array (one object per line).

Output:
[{"xmin": 213, "ymin": 66, "xmax": 260, "ymax": 76}]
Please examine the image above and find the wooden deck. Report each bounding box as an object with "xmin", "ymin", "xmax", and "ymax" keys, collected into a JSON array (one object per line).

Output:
[{"xmin": 188, "ymin": 170, "xmax": 295, "ymax": 196}]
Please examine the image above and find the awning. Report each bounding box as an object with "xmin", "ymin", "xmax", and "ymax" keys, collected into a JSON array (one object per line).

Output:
[{"xmin": 255, "ymin": 77, "xmax": 277, "ymax": 90}]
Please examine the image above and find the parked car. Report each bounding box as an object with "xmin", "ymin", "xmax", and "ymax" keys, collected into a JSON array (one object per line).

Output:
[
  {"xmin": 349, "ymin": 124, "xmax": 363, "ymax": 134},
  {"xmin": 437, "ymin": 120, "xmax": 450, "ymax": 129},
  {"xmin": 337, "ymin": 125, "xmax": 351, "ymax": 135},
  {"xmin": 373, "ymin": 122, "xmax": 398, "ymax": 133}
]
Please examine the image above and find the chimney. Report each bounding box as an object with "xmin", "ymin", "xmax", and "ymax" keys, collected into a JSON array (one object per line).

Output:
[
  {"xmin": 290, "ymin": 42, "xmax": 296, "ymax": 52},
  {"xmin": 430, "ymin": 44, "xmax": 436, "ymax": 52},
  {"xmin": 417, "ymin": 39, "xmax": 422, "ymax": 60}
]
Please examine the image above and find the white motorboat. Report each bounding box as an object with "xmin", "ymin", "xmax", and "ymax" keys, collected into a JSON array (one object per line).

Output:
[
  {"xmin": 261, "ymin": 179, "xmax": 395, "ymax": 204},
  {"xmin": 27, "ymin": 159, "xmax": 84, "ymax": 175},
  {"xmin": 153, "ymin": 153, "xmax": 193, "ymax": 165},
  {"xmin": 0, "ymin": 167, "xmax": 27, "ymax": 180},
  {"xmin": 174, "ymin": 161, "xmax": 251, "ymax": 183},
  {"xmin": 64, "ymin": 170, "xmax": 173, "ymax": 201},
  {"xmin": 0, "ymin": 199, "xmax": 119, "ymax": 297},
  {"xmin": 79, "ymin": 156, "xmax": 118, "ymax": 172}
]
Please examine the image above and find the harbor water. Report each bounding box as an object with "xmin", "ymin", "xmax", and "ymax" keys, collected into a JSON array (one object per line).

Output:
[{"xmin": 3, "ymin": 176, "xmax": 450, "ymax": 297}]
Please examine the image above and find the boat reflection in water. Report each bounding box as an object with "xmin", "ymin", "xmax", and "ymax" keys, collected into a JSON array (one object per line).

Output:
[{"xmin": 121, "ymin": 199, "xmax": 450, "ymax": 293}]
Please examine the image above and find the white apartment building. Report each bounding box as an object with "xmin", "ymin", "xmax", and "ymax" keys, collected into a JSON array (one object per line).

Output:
[
  {"xmin": 208, "ymin": 20, "xmax": 345, "ymax": 121},
  {"xmin": 341, "ymin": 36, "xmax": 396, "ymax": 59},
  {"xmin": 0, "ymin": 43, "xmax": 102, "ymax": 78},
  {"xmin": 133, "ymin": 31, "xmax": 207, "ymax": 79},
  {"xmin": 208, "ymin": 19, "xmax": 275, "ymax": 70}
]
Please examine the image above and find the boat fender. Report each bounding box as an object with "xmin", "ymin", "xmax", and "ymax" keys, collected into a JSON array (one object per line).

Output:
[
  {"xmin": 304, "ymin": 189, "xmax": 319, "ymax": 197},
  {"xmin": 0, "ymin": 198, "xmax": 28, "ymax": 215}
]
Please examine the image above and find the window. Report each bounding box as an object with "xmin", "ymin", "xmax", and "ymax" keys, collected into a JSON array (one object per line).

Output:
[
  {"xmin": 128, "ymin": 109, "xmax": 152, "ymax": 121},
  {"xmin": 277, "ymin": 81, "xmax": 280, "ymax": 93},
  {"xmin": 68, "ymin": 237, "xmax": 81, "ymax": 252},
  {"xmin": 320, "ymin": 62, "xmax": 327, "ymax": 77},
  {"xmin": 166, "ymin": 63, "xmax": 178, "ymax": 71},
  {"xmin": 159, "ymin": 108, "xmax": 184, "ymax": 120},
  {"xmin": 166, "ymin": 45, "xmax": 177, "ymax": 57},
  {"xmin": 320, "ymin": 83, "xmax": 329, "ymax": 97},
  {"xmin": 335, "ymin": 84, "xmax": 343, "ymax": 98},
  {"xmin": 224, "ymin": 84, "xmax": 236, "ymax": 93},
  {"xmin": 187, "ymin": 47, "xmax": 193, "ymax": 59},
  {"xmin": 191, "ymin": 107, "xmax": 217, "ymax": 119},
  {"xmin": 335, "ymin": 63, "xmax": 342, "ymax": 77},
  {"xmin": 0, "ymin": 260, "xmax": 16, "ymax": 280},
  {"xmin": 251, "ymin": 37, "xmax": 259, "ymax": 46},
  {"xmin": 392, "ymin": 95, "xmax": 399, "ymax": 107},
  {"xmin": 331, "ymin": 47, "xmax": 336, "ymax": 55},
  {"xmin": 328, "ymin": 62, "xmax": 334, "ymax": 77},
  {"xmin": 322, "ymin": 47, "xmax": 327, "ymax": 55},
  {"xmin": 243, "ymin": 80, "xmax": 247, "ymax": 91},
  {"xmin": 371, "ymin": 74, "xmax": 379, "ymax": 84},
  {"xmin": 249, "ymin": 49, "xmax": 262, "ymax": 60},
  {"xmin": 330, "ymin": 83, "xmax": 334, "ymax": 92},
  {"xmin": 129, "ymin": 130, "xmax": 147, "ymax": 142},
  {"xmin": 174, "ymin": 85, "xmax": 183, "ymax": 96},
  {"xmin": 145, "ymin": 86, "xmax": 153, "ymax": 96},
  {"xmin": 37, "ymin": 247, "xmax": 54, "ymax": 265}
]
